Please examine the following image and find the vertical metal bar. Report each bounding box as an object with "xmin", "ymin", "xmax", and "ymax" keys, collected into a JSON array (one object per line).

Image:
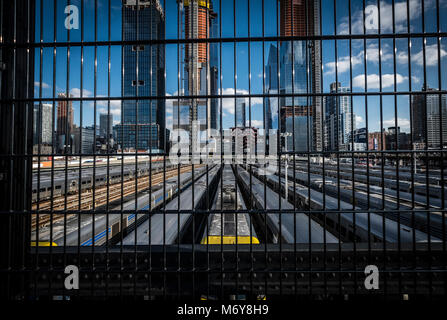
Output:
[
  {"xmin": 275, "ymin": 0, "xmax": 282, "ymax": 297},
  {"xmin": 105, "ymin": 0, "xmax": 111, "ymax": 296},
  {"xmin": 333, "ymin": 0, "xmax": 341, "ymax": 296},
  {"xmin": 35, "ymin": 0, "xmax": 43, "ymax": 297},
  {"xmin": 406, "ymin": 0, "xmax": 417, "ymax": 296},
  {"xmin": 219, "ymin": 0, "xmax": 224, "ymax": 299},
  {"xmin": 376, "ymin": 0, "xmax": 387, "ymax": 297},
  {"xmin": 91, "ymin": 0, "xmax": 98, "ymax": 297},
  {"xmin": 77, "ymin": 0, "xmax": 85, "ymax": 301},
  {"xmin": 176, "ymin": 0, "xmax": 181, "ymax": 299},
  {"xmin": 391, "ymin": 0, "xmax": 402, "ymax": 297},
  {"xmin": 362, "ymin": 0, "xmax": 372, "ymax": 270},
  {"xmin": 120, "ymin": 0, "xmax": 125, "ymax": 298},
  {"xmin": 262, "ymin": 0, "xmax": 268, "ymax": 300},
  {"xmin": 435, "ymin": 0, "xmax": 446, "ymax": 299},
  {"xmin": 420, "ymin": 0, "xmax": 433, "ymax": 298},
  {"xmin": 247, "ymin": 0, "xmax": 253, "ymax": 300},
  {"xmin": 134, "ymin": 0, "xmax": 140, "ymax": 299}
]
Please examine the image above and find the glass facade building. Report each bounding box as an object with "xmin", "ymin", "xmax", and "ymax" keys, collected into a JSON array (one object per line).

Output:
[
  {"xmin": 265, "ymin": 43, "xmax": 277, "ymax": 132},
  {"xmin": 278, "ymin": 0, "xmax": 321, "ymax": 152},
  {"xmin": 119, "ymin": 0, "xmax": 166, "ymax": 151},
  {"xmin": 324, "ymin": 82, "xmax": 355, "ymax": 152}
]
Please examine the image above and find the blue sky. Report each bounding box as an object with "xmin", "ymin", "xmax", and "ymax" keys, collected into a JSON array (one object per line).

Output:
[{"xmin": 34, "ymin": 0, "xmax": 447, "ymax": 135}]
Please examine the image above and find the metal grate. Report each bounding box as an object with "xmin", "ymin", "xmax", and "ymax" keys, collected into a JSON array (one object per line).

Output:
[{"xmin": 1, "ymin": 0, "xmax": 447, "ymax": 301}]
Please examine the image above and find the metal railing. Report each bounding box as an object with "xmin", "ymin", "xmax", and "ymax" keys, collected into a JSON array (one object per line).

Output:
[{"xmin": 1, "ymin": 0, "xmax": 447, "ymax": 300}]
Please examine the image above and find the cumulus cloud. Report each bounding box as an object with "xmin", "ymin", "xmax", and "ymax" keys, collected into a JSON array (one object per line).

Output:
[
  {"xmin": 324, "ymin": 43, "xmax": 394, "ymax": 76},
  {"xmin": 34, "ymin": 81, "xmax": 50, "ymax": 89},
  {"xmin": 97, "ymin": 99, "xmax": 122, "ymax": 116},
  {"xmin": 218, "ymin": 88, "xmax": 263, "ymax": 116},
  {"xmin": 324, "ymin": 56, "xmax": 359, "ymax": 75},
  {"xmin": 352, "ymin": 73, "xmax": 408, "ymax": 89},
  {"xmin": 70, "ymin": 88, "xmax": 93, "ymax": 98},
  {"xmin": 397, "ymin": 44, "xmax": 447, "ymax": 67},
  {"xmin": 383, "ymin": 117, "xmax": 411, "ymax": 130},
  {"xmin": 246, "ymin": 119, "xmax": 264, "ymax": 128},
  {"xmin": 338, "ymin": 0, "xmax": 425, "ymax": 35},
  {"xmin": 356, "ymin": 115, "xmax": 365, "ymax": 127}
]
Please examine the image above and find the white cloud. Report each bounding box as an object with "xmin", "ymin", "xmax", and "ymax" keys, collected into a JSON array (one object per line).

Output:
[
  {"xmin": 352, "ymin": 73, "xmax": 408, "ymax": 89},
  {"xmin": 70, "ymin": 88, "xmax": 93, "ymax": 97},
  {"xmin": 355, "ymin": 115, "xmax": 365, "ymax": 127},
  {"xmin": 383, "ymin": 117, "xmax": 411, "ymax": 129},
  {"xmin": 34, "ymin": 81, "xmax": 50, "ymax": 89},
  {"xmin": 324, "ymin": 44, "xmax": 394, "ymax": 75},
  {"xmin": 397, "ymin": 44, "xmax": 447, "ymax": 67},
  {"xmin": 219, "ymin": 88, "xmax": 263, "ymax": 116},
  {"xmin": 97, "ymin": 99, "xmax": 122, "ymax": 116},
  {"xmin": 413, "ymin": 44, "xmax": 447, "ymax": 67},
  {"xmin": 324, "ymin": 56, "xmax": 359, "ymax": 75},
  {"xmin": 246, "ymin": 120, "xmax": 264, "ymax": 128},
  {"xmin": 411, "ymin": 76, "xmax": 420, "ymax": 84},
  {"xmin": 338, "ymin": 0, "xmax": 425, "ymax": 35}
]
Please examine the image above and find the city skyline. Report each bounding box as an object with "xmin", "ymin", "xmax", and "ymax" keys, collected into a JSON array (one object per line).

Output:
[{"xmin": 33, "ymin": 0, "xmax": 447, "ymax": 147}]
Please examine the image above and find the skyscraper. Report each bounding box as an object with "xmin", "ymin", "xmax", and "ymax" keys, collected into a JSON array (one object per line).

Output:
[
  {"xmin": 411, "ymin": 85, "xmax": 447, "ymax": 149},
  {"xmin": 57, "ymin": 93, "xmax": 74, "ymax": 154},
  {"xmin": 33, "ymin": 104, "xmax": 53, "ymax": 146},
  {"xmin": 72, "ymin": 126, "xmax": 95, "ymax": 154},
  {"xmin": 278, "ymin": 0, "xmax": 322, "ymax": 152},
  {"xmin": 235, "ymin": 98, "xmax": 246, "ymax": 128},
  {"xmin": 174, "ymin": 0, "xmax": 218, "ymax": 147},
  {"xmin": 118, "ymin": 0, "xmax": 166, "ymax": 152},
  {"xmin": 99, "ymin": 113, "xmax": 113, "ymax": 139},
  {"xmin": 265, "ymin": 44, "xmax": 278, "ymax": 132},
  {"xmin": 33, "ymin": 103, "xmax": 53, "ymax": 154},
  {"xmin": 324, "ymin": 82, "xmax": 355, "ymax": 151}
]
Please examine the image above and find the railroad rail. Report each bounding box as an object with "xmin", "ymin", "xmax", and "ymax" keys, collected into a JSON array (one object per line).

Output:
[{"xmin": 31, "ymin": 165, "xmax": 201, "ymax": 229}]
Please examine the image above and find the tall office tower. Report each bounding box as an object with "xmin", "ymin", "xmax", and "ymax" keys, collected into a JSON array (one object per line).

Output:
[
  {"xmin": 118, "ymin": 0, "xmax": 165, "ymax": 152},
  {"xmin": 72, "ymin": 126, "xmax": 95, "ymax": 154},
  {"xmin": 324, "ymin": 82, "xmax": 355, "ymax": 151},
  {"xmin": 175, "ymin": 0, "xmax": 217, "ymax": 147},
  {"xmin": 265, "ymin": 44, "xmax": 278, "ymax": 131},
  {"xmin": 411, "ymin": 85, "xmax": 447, "ymax": 149},
  {"xmin": 57, "ymin": 93, "xmax": 74, "ymax": 154},
  {"xmin": 99, "ymin": 113, "xmax": 113, "ymax": 138},
  {"xmin": 235, "ymin": 98, "xmax": 246, "ymax": 128},
  {"xmin": 209, "ymin": 14, "xmax": 219, "ymax": 131},
  {"xmin": 33, "ymin": 104, "xmax": 53, "ymax": 146},
  {"xmin": 279, "ymin": 0, "xmax": 321, "ymax": 152}
]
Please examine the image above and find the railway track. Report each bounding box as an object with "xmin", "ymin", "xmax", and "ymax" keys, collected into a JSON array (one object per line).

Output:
[{"xmin": 31, "ymin": 165, "xmax": 201, "ymax": 229}]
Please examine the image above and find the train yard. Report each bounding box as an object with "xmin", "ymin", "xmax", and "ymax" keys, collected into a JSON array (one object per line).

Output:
[{"xmin": 30, "ymin": 160, "xmax": 446, "ymax": 247}]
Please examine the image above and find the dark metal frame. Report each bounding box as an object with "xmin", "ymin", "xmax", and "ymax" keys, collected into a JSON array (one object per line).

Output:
[{"xmin": 1, "ymin": 0, "xmax": 447, "ymax": 300}]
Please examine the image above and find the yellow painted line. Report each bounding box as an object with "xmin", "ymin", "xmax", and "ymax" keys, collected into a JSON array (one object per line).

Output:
[
  {"xmin": 30, "ymin": 241, "xmax": 57, "ymax": 247},
  {"xmin": 202, "ymin": 236, "xmax": 260, "ymax": 245}
]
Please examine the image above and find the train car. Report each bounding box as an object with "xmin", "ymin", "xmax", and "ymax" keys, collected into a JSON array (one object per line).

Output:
[
  {"xmin": 201, "ymin": 165, "xmax": 259, "ymax": 245},
  {"xmin": 49, "ymin": 166, "xmax": 208, "ymax": 246},
  {"xmin": 255, "ymin": 165, "xmax": 438, "ymax": 243},
  {"xmin": 32, "ymin": 161, "xmax": 177, "ymax": 203},
  {"xmin": 121, "ymin": 165, "xmax": 220, "ymax": 245},
  {"xmin": 236, "ymin": 166, "xmax": 339, "ymax": 244}
]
